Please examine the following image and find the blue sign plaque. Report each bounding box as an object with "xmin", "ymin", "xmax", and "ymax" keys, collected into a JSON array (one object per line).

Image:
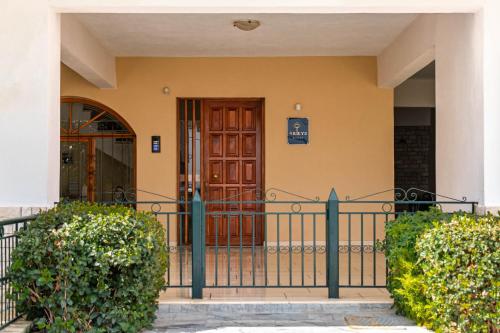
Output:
[{"xmin": 287, "ymin": 118, "xmax": 309, "ymax": 144}]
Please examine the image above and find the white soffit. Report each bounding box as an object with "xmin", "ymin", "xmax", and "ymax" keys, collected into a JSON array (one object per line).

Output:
[{"xmin": 73, "ymin": 13, "xmax": 418, "ymax": 57}]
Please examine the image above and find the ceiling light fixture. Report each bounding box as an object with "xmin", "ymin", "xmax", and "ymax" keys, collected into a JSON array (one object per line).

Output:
[{"xmin": 233, "ymin": 19, "xmax": 260, "ymax": 31}]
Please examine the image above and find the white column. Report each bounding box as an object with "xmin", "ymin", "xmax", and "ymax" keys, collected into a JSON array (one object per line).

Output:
[
  {"xmin": 482, "ymin": 0, "xmax": 500, "ymax": 210},
  {"xmin": 434, "ymin": 13, "xmax": 484, "ymax": 205},
  {"xmin": 0, "ymin": 0, "xmax": 60, "ymax": 207}
]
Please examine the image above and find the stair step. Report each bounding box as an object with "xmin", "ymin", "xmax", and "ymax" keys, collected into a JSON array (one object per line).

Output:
[
  {"xmin": 157, "ymin": 300, "xmax": 393, "ymax": 314},
  {"xmin": 151, "ymin": 301, "xmax": 418, "ymax": 332}
]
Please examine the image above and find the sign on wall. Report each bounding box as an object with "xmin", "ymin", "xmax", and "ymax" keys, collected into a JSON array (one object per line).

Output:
[{"xmin": 287, "ymin": 118, "xmax": 309, "ymax": 144}]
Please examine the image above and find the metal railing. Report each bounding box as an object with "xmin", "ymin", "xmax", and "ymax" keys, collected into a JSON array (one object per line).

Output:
[
  {"xmin": 202, "ymin": 196, "xmax": 327, "ymax": 290},
  {"xmin": 334, "ymin": 188, "xmax": 477, "ymax": 295},
  {"xmin": 0, "ymin": 186, "xmax": 478, "ymax": 329},
  {"xmin": 0, "ymin": 216, "xmax": 36, "ymax": 330},
  {"xmin": 188, "ymin": 187, "xmax": 476, "ymax": 298}
]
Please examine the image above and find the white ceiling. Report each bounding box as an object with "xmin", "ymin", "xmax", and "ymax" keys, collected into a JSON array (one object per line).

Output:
[{"xmin": 73, "ymin": 13, "xmax": 418, "ymax": 57}]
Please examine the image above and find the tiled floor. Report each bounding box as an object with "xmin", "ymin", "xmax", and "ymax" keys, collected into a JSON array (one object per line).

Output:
[{"xmin": 160, "ymin": 247, "xmax": 389, "ymax": 301}]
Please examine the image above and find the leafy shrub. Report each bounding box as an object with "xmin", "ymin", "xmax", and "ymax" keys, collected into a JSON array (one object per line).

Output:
[
  {"xmin": 417, "ymin": 215, "xmax": 499, "ymax": 332},
  {"xmin": 384, "ymin": 208, "xmax": 451, "ymax": 324},
  {"xmin": 8, "ymin": 202, "xmax": 167, "ymax": 332}
]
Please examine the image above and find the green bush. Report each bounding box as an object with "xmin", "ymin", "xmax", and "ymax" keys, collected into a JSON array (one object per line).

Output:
[
  {"xmin": 386, "ymin": 210, "xmax": 500, "ymax": 332},
  {"xmin": 8, "ymin": 202, "xmax": 168, "ymax": 332},
  {"xmin": 417, "ymin": 215, "xmax": 499, "ymax": 332},
  {"xmin": 384, "ymin": 208, "xmax": 451, "ymax": 324}
]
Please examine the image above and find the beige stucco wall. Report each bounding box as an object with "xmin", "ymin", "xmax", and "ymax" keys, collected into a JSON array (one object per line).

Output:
[
  {"xmin": 62, "ymin": 57, "xmax": 393, "ymax": 244},
  {"xmin": 61, "ymin": 57, "xmax": 393, "ymax": 206}
]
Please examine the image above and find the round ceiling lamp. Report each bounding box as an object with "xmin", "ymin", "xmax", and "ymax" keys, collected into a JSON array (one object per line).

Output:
[{"xmin": 233, "ymin": 19, "xmax": 261, "ymax": 31}]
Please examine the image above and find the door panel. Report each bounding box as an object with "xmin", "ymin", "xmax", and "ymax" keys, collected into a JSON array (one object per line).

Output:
[
  {"xmin": 242, "ymin": 134, "xmax": 257, "ymax": 156},
  {"xmin": 204, "ymin": 99, "xmax": 263, "ymax": 246},
  {"xmin": 225, "ymin": 161, "xmax": 240, "ymax": 184},
  {"xmin": 225, "ymin": 134, "xmax": 239, "ymax": 157}
]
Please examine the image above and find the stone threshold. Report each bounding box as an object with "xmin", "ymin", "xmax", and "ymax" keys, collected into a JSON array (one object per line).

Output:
[
  {"xmin": 159, "ymin": 299, "xmax": 393, "ymax": 305},
  {"xmin": 0, "ymin": 319, "xmax": 31, "ymax": 333}
]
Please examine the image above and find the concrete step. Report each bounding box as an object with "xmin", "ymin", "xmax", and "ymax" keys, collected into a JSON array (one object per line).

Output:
[
  {"xmin": 156, "ymin": 300, "xmax": 393, "ymax": 314},
  {"xmin": 150, "ymin": 300, "xmax": 419, "ymax": 332}
]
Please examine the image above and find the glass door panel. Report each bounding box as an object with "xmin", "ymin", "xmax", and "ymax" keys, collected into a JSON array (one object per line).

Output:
[
  {"xmin": 60, "ymin": 140, "xmax": 90, "ymax": 201},
  {"xmin": 178, "ymin": 99, "xmax": 202, "ymax": 244}
]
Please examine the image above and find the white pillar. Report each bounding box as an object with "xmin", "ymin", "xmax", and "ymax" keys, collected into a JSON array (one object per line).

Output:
[
  {"xmin": 0, "ymin": 1, "xmax": 60, "ymax": 207},
  {"xmin": 482, "ymin": 0, "xmax": 500, "ymax": 210},
  {"xmin": 434, "ymin": 13, "xmax": 484, "ymax": 205}
]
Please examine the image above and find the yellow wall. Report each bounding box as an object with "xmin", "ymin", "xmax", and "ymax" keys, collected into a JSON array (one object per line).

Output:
[{"xmin": 61, "ymin": 57, "xmax": 394, "ymax": 203}]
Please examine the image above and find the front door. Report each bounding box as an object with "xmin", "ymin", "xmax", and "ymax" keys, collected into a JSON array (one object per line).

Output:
[{"xmin": 203, "ymin": 99, "xmax": 264, "ymax": 246}]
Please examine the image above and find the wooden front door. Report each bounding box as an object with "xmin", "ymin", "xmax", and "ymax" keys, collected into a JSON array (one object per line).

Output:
[{"xmin": 203, "ymin": 99, "xmax": 264, "ymax": 246}]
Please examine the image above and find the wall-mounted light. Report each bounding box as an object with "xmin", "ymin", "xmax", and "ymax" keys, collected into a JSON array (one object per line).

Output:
[
  {"xmin": 162, "ymin": 86, "xmax": 170, "ymax": 95},
  {"xmin": 233, "ymin": 19, "xmax": 261, "ymax": 31},
  {"xmin": 294, "ymin": 103, "xmax": 302, "ymax": 112}
]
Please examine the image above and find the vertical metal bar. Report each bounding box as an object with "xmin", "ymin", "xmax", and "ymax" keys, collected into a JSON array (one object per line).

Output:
[
  {"xmin": 191, "ymin": 191, "xmax": 204, "ymax": 298},
  {"xmin": 264, "ymin": 213, "xmax": 268, "ymax": 287},
  {"xmin": 110, "ymin": 122, "xmax": 114, "ymax": 202},
  {"xmin": 361, "ymin": 213, "xmax": 364, "ymax": 286},
  {"xmin": 227, "ymin": 213, "xmax": 231, "ymax": 286},
  {"xmin": 277, "ymin": 214, "xmax": 281, "ymax": 286},
  {"xmin": 239, "ymin": 213, "xmax": 243, "ymax": 286},
  {"xmin": 385, "ymin": 214, "xmax": 389, "ymax": 283},
  {"xmin": 215, "ymin": 215, "xmax": 219, "ymax": 286},
  {"xmin": 327, "ymin": 188, "xmax": 340, "ymax": 298},
  {"xmin": 100, "ymin": 138, "xmax": 103, "ymax": 201},
  {"xmin": 313, "ymin": 213, "xmax": 317, "ymax": 287},
  {"xmin": 288, "ymin": 213, "xmax": 292, "ymax": 286},
  {"xmin": 252, "ymin": 214, "xmax": 255, "ymax": 286},
  {"xmin": 348, "ymin": 213, "xmax": 352, "ymax": 286},
  {"xmin": 179, "ymin": 211, "xmax": 183, "ymax": 286},
  {"xmin": 167, "ymin": 214, "xmax": 171, "ymax": 287},
  {"xmin": 301, "ymin": 213, "xmax": 304, "ymax": 286},
  {"xmin": 373, "ymin": 213, "xmax": 377, "ymax": 286}
]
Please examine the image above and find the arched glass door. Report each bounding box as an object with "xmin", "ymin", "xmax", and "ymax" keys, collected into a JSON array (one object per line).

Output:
[{"xmin": 60, "ymin": 98, "xmax": 136, "ymax": 202}]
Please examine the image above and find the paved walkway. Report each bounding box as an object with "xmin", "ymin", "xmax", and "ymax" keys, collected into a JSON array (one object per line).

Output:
[
  {"xmin": 147, "ymin": 302, "xmax": 431, "ymax": 333},
  {"xmin": 150, "ymin": 327, "xmax": 430, "ymax": 333}
]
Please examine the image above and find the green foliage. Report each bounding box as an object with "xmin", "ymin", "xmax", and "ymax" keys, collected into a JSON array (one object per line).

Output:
[
  {"xmin": 386, "ymin": 210, "xmax": 500, "ymax": 332},
  {"xmin": 417, "ymin": 215, "xmax": 499, "ymax": 332},
  {"xmin": 8, "ymin": 202, "xmax": 168, "ymax": 333},
  {"xmin": 384, "ymin": 208, "xmax": 451, "ymax": 323}
]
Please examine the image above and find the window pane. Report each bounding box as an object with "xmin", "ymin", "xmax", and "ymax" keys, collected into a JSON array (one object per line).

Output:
[
  {"xmin": 94, "ymin": 137, "xmax": 134, "ymax": 202},
  {"xmin": 61, "ymin": 103, "xmax": 70, "ymax": 133},
  {"xmin": 60, "ymin": 101, "xmax": 135, "ymax": 203},
  {"xmin": 60, "ymin": 141, "xmax": 88, "ymax": 201}
]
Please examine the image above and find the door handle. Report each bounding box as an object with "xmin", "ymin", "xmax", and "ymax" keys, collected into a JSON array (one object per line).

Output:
[{"xmin": 213, "ymin": 174, "xmax": 219, "ymax": 179}]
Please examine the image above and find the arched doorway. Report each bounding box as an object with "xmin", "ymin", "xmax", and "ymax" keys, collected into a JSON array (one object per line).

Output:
[{"xmin": 60, "ymin": 97, "xmax": 136, "ymax": 202}]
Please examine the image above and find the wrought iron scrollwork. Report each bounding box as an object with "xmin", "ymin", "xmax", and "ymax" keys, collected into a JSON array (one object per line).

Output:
[
  {"xmin": 347, "ymin": 187, "xmax": 469, "ymax": 203},
  {"xmin": 266, "ymin": 245, "xmax": 327, "ymax": 254},
  {"xmin": 338, "ymin": 245, "xmax": 383, "ymax": 253},
  {"xmin": 217, "ymin": 187, "xmax": 321, "ymax": 212},
  {"xmin": 162, "ymin": 245, "xmax": 383, "ymax": 254},
  {"xmin": 108, "ymin": 188, "xmax": 178, "ymax": 204}
]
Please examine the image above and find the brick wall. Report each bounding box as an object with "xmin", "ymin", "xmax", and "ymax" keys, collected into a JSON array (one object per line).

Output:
[{"xmin": 394, "ymin": 125, "xmax": 435, "ymax": 197}]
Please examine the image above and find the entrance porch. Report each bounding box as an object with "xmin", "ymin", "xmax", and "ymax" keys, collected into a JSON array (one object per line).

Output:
[
  {"xmin": 1, "ymin": 2, "xmax": 498, "ymax": 321},
  {"xmin": 159, "ymin": 247, "xmax": 389, "ymax": 301}
]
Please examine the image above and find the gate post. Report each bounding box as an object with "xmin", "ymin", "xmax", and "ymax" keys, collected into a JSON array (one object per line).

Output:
[
  {"xmin": 327, "ymin": 188, "xmax": 340, "ymax": 298},
  {"xmin": 192, "ymin": 191, "xmax": 204, "ymax": 299}
]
